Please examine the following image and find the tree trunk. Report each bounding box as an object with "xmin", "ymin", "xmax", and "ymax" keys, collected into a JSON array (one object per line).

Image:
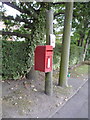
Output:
[
  {"xmin": 80, "ymin": 37, "xmax": 84, "ymax": 47},
  {"xmin": 26, "ymin": 66, "xmax": 38, "ymax": 80},
  {"xmin": 82, "ymin": 31, "xmax": 90, "ymax": 61},
  {"xmin": 58, "ymin": 2, "xmax": 73, "ymax": 87},
  {"xmin": 77, "ymin": 40, "xmax": 80, "ymax": 46},
  {"xmin": 83, "ymin": 41, "xmax": 89, "ymax": 61}
]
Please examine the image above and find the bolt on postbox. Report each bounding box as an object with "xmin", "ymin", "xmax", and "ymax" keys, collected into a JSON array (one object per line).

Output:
[{"xmin": 34, "ymin": 45, "xmax": 53, "ymax": 72}]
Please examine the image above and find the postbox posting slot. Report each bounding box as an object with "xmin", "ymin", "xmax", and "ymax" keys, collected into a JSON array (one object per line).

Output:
[
  {"xmin": 46, "ymin": 50, "xmax": 52, "ymax": 52},
  {"xmin": 47, "ymin": 57, "xmax": 50, "ymax": 68},
  {"xmin": 46, "ymin": 56, "xmax": 52, "ymax": 69},
  {"xmin": 46, "ymin": 50, "xmax": 53, "ymax": 56}
]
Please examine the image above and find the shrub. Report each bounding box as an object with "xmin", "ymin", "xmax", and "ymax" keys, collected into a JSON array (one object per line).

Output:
[
  {"xmin": 53, "ymin": 44, "xmax": 84, "ymax": 69},
  {"xmin": 53, "ymin": 43, "xmax": 62, "ymax": 70},
  {"xmin": 2, "ymin": 40, "xmax": 32, "ymax": 80},
  {"xmin": 69, "ymin": 44, "xmax": 84, "ymax": 66},
  {"xmin": 2, "ymin": 40, "xmax": 85, "ymax": 80},
  {"xmin": 85, "ymin": 44, "xmax": 90, "ymax": 61}
]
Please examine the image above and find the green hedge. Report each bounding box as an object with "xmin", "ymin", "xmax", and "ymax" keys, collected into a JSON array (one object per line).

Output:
[
  {"xmin": 85, "ymin": 44, "xmax": 90, "ymax": 61},
  {"xmin": 2, "ymin": 40, "xmax": 32, "ymax": 80},
  {"xmin": 2, "ymin": 40, "xmax": 85, "ymax": 80},
  {"xmin": 53, "ymin": 43, "xmax": 62, "ymax": 70},
  {"xmin": 69, "ymin": 44, "xmax": 84, "ymax": 66},
  {"xmin": 53, "ymin": 44, "xmax": 84, "ymax": 69}
]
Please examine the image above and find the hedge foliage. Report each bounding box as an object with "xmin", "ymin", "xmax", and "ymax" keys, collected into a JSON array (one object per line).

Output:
[
  {"xmin": 53, "ymin": 44, "xmax": 84, "ymax": 69},
  {"xmin": 53, "ymin": 43, "xmax": 62, "ymax": 70},
  {"xmin": 2, "ymin": 40, "xmax": 85, "ymax": 80},
  {"xmin": 85, "ymin": 44, "xmax": 90, "ymax": 61},
  {"xmin": 2, "ymin": 40, "xmax": 32, "ymax": 80},
  {"xmin": 69, "ymin": 44, "xmax": 84, "ymax": 66}
]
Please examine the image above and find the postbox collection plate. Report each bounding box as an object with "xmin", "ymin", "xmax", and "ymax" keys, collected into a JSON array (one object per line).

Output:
[{"xmin": 50, "ymin": 34, "xmax": 55, "ymax": 48}]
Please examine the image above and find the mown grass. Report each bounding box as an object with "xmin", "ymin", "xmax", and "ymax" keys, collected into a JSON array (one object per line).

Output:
[{"xmin": 69, "ymin": 64, "xmax": 89, "ymax": 78}]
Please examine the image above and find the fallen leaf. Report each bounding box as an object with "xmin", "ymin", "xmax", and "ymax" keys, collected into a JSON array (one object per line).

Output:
[
  {"xmin": 11, "ymin": 88, "xmax": 14, "ymax": 90},
  {"xmin": 31, "ymin": 85, "xmax": 35, "ymax": 88},
  {"xmin": 28, "ymin": 109, "xmax": 32, "ymax": 112},
  {"xmin": 23, "ymin": 81, "xmax": 30, "ymax": 89},
  {"xmin": 61, "ymin": 97, "xmax": 63, "ymax": 99},
  {"xmin": 0, "ymin": 98, "xmax": 2, "ymax": 101},
  {"xmin": 19, "ymin": 96, "xmax": 22, "ymax": 99},
  {"xmin": 2, "ymin": 81, "xmax": 4, "ymax": 83},
  {"xmin": 13, "ymin": 102, "xmax": 17, "ymax": 105},
  {"xmin": 22, "ymin": 110, "xmax": 26, "ymax": 114},
  {"xmin": 64, "ymin": 98, "xmax": 68, "ymax": 101},
  {"xmin": 56, "ymin": 96, "xmax": 59, "ymax": 98},
  {"xmin": 29, "ymin": 100, "xmax": 32, "ymax": 103},
  {"xmin": 60, "ymin": 102, "xmax": 62, "ymax": 105},
  {"xmin": 33, "ymin": 88, "xmax": 37, "ymax": 92},
  {"xmin": 56, "ymin": 103, "xmax": 60, "ymax": 107},
  {"xmin": 15, "ymin": 84, "xmax": 18, "ymax": 88},
  {"xmin": 6, "ymin": 81, "xmax": 10, "ymax": 85},
  {"xmin": 22, "ymin": 110, "xmax": 25, "ymax": 112}
]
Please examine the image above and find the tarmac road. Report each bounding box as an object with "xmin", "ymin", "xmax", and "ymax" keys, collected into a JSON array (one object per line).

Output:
[{"xmin": 52, "ymin": 80, "xmax": 88, "ymax": 118}]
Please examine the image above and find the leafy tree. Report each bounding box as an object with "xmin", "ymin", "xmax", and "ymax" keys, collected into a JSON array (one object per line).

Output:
[
  {"xmin": 72, "ymin": 2, "xmax": 90, "ymax": 61},
  {"xmin": 58, "ymin": 2, "xmax": 73, "ymax": 87},
  {"xmin": 1, "ymin": 2, "xmax": 65, "ymax": 79},
  {"xmin": 72, "ymin": 2, "xmax": 90, "ymax": 46},
  {"xmin": 0, "ymin": 1, "xmax": 89, "ymax": 80}
]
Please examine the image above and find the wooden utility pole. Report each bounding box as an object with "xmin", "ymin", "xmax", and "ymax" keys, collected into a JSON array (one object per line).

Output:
[
  {"xmin": 45, "ymin": 10, "xmax": 53, "ymax": 96},
  {"xmin": 58, "ymin": 2, "xmax": 73, "ymax": 87}
]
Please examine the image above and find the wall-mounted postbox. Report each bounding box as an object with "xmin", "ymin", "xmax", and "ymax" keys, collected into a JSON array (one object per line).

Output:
[{"xmin": 34, "ymin": 45, "xmax": 53, "ymax": 72}]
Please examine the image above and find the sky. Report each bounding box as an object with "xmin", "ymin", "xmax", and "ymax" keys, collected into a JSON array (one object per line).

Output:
[
  {"xmin": 1, "ymin": 3, "xmax": 63, "ymax": 33},
  {"xmin": 2, "ymin": 3, "xmax": 20, "ymax": 17}
]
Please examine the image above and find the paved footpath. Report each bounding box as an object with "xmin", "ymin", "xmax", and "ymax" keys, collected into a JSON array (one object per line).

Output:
[{"xmin": 52, "ymin": 80, "xmax": 88, "ymax": 118}]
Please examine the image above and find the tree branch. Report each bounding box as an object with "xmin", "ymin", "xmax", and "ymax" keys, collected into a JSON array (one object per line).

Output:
[
  {"xmin": 2, "ymin": 15, "xmax": 33, "ymax": 28},
  {"xmin": 2, "ymin": 2, "xmax": 38, "ymax": 19},
  {"xmin": 53, "ymin": 2, "xmax": 65, "ymax": 5},
  {"xmin": 54, "ymin": 12, "xmax": 64, "ymax": 17},
  {"xmin": 1, "ymin": 31, "xmax": 30, "ymax": 38},
  {"xmin": 25, "ymin": 3, "xmax": 39, "ymax": 14},
  {"xmin": 3, "ymin": 2, "xmax": 21, "ymax": 12}
]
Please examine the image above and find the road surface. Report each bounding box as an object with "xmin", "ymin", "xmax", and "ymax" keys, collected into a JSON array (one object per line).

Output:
[{"xmin": 52, "ymin": 81, "xmax": 88, "ymax": 118}]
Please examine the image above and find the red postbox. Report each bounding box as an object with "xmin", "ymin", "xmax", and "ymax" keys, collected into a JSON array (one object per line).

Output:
[{"xmin": 34, "ymin": 45, "xmax": 53, "ymax": 72}]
